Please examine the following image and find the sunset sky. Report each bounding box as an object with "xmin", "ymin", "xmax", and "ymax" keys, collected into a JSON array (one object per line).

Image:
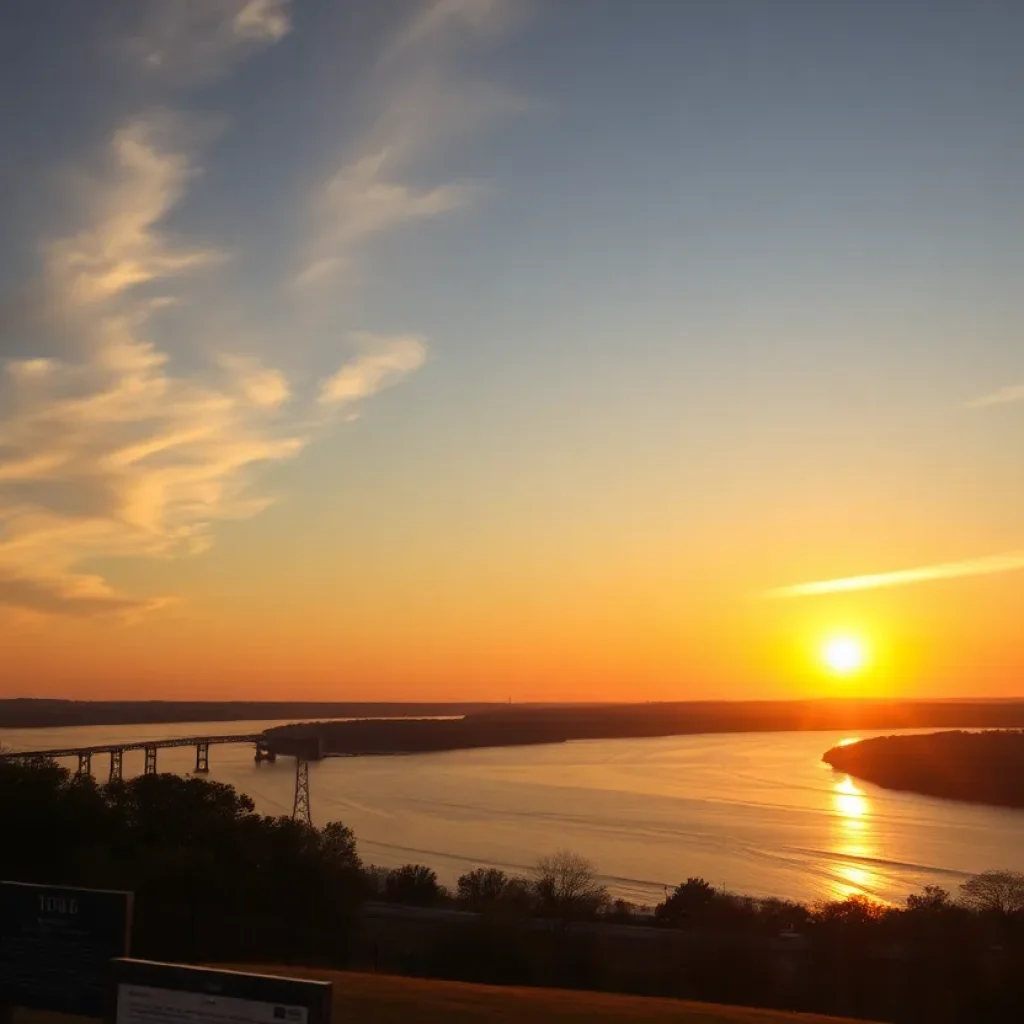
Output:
[{"xmin": 1, "ymin": 0, "xmax": 1022, "ymax": 701}]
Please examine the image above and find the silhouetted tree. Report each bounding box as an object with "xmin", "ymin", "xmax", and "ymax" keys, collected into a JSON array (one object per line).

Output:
[
  {"xmin": 656, "ymin": 877, "xmax": 717, "ymax": 926},
  {"xmin": 384, "ymin": 864, "xmax": 442, "ymax": 906},
  {"xmin": 0, "ymin": 760, "xmax": 364, "ymax": 966},
  {"xmin": 320, "ymin": 821, "xmax": 361, "ymax": 869},
  {"xmin": 607, "ymin": 898, "xmax": 637, "ymax": 923},
  {"xmin": 532, "ymin": 850, "xmax": 608, "ymax": 921},
  {"xmin": 362, "ymin": 864, "xmax": 390, "ymax": 898},
  {"xmin": 960, "ymin": 870, "xmax": 1024, "ymax": 915},
  {"xmin": 457, "ymin": 867, "xmax": 511, "ymax": 912},
  {"xmin": 500, "ymin": 875, "xmax": 538, "ymax": 915},
  {"xmin": 907, "ymin": 884, "xmax": 953, "ymax": 913},
  {"xmin": 755, "ymin": 896, "xmax": 811, "ymax": 934},
  {"xmin": 812, "ymin": 894, "xmax": 888, "ymax": 928}
]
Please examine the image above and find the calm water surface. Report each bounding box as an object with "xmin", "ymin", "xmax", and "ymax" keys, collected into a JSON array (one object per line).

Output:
[{"xmin": 5, "ymin": 721, "xmax": 1024, "ymax": 906}]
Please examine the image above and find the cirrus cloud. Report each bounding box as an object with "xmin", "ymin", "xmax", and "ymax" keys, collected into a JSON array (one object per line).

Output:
[
  {"xmin": 762, "ymin": 549, "xmax": 1024, "ymax": 599},
  {"xmin": 0, "ymin": 0, "xmax": 513, "ymax": 618},
  {"xmin": 0, "ymin": 326, "xmax": 306, "ymax": 617},
  {"xmin": 45, "ymin": 117, "xmax": 222, "ymax": 308},
  {"xmin": 319, "ymin": 333, "xmax": 428, "ymax": 406},
  {"xmin": 966, "ymin": 383, "xmax": 1024, "ymax": 409},
  {"xmin": 296, "ymin": 0, "xmax": 525, "ymax": 289},
  {"xmin": 123, "ymin": 0, "xmax": 292, "ymax": 84}
]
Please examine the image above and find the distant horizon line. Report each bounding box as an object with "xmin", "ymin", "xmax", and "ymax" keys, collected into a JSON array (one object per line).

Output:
[{"xmin": 4, "ymin": 696, "xmax": 1024, "ymax": 706}]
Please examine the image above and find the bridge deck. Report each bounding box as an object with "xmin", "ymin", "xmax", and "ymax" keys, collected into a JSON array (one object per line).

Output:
[{"xmin": 0, "ymin": 734, "xmax": 262, "ymax": 760}]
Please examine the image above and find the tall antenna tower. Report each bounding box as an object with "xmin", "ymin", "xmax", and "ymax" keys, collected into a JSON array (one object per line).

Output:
[{"xmin": 292, "ymin": 758, "xmax": 311, "ymax": 825}]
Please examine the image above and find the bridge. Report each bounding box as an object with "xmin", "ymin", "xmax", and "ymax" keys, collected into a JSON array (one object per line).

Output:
[
  {"xmin": 0, "ymin": 732, "xmax": 277, "ymax": 779},
  {"xmin": 0, "ymin": 732, "xmax": 311, "ymax": 823}
]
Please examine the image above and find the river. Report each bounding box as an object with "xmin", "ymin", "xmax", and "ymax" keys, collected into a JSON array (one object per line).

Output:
[{"xmin": 4, "ymin": 720, "xmax": 1024, "ymax": 906}]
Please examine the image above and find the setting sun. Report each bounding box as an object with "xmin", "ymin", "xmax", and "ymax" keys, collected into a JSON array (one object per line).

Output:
[{"xmin": 822, "ymin": 636, "xmax": 868, "ymax": 676}]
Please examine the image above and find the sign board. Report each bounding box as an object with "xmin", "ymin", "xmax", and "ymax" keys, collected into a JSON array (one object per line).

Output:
[
  {"xmin": 110, "ymin": 960, "xmax": 332, "ymax": 1024},
  {"xmin": 0, "ymin": 880, "xmax": 133, "ymax": 1017}
]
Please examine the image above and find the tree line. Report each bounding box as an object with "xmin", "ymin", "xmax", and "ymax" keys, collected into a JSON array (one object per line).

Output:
[{"xmin": 4, "ymin": 757, "xmax": 1024, "ymax": 1022}]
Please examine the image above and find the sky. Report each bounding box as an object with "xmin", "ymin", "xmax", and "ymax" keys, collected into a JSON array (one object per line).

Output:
[{"xmin": 0, "ymin": 0, "xmax": 1022, "ymax": 702}]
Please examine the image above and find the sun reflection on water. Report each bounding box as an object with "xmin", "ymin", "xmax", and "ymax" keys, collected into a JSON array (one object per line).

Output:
[
  {"xmin": 829, "ymin": 774, "xmax": 878, "ymax": 899},
  {"xmin": 833, "ymin": 775, "xmax": 868, "ymax": 820}
]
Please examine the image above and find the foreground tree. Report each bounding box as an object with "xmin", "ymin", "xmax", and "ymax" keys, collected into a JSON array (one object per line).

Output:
[
  {"xmin": 532, "ymin": 850, "xmax": 609, "ymax": 921},
  {"xmin": 906, "ymin": 884, "xmax": 953, "ymax": 913},
  {"xmin": 656, "ymin": 877, "xmax": 717, "ymax": 926},
  {"xmin": 0, "ymin": 760, "xmax": 365, "ymax": 965},
  {"xmin": 320, "ymin": 821, "xmax": 361, "ymax": 870},
  {"xmin": 959, "ymin": 870, "xmax": 1024, "ymax": 914},
  {"xmin": 384, "ymin": 863, "xmax": 442, "ymax": 906},
  {"xmin": 457, "ymin": 867, "xmax": 511, "ymax": 911}
]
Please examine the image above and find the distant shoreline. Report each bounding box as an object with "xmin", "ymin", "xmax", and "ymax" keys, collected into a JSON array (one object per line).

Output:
[
  {"xmin": 0, "ymin": 699, "xmax": 497, "ymax": 730},
  {"xmin": 8, "ymin": 699, "xmax": 1024, "ymax": 753},
  {"xmin": 263, "ymin": 701, "xmax": 1024, "ymax": 759}
]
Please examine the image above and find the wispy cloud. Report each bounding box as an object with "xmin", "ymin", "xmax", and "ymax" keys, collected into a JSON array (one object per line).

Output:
[
  {"xmin": 46, "ymin": 117, "xmax": 221, "ymax": 307},
  {"xmin": 382, "ymin": 0, "xmax": 519, "ymax": 65},
  {"xmin": 0, "ymin": 1, "xmax": 500, "ymax": 619},
  {"xmin": 296, "ymin": 158, "xmax": 476, "ymax": 288},
  {"xmin": 0, "ymin": 111, "xmax": 428, "ymax": 617},
  {"xmin": 319, "ymin": 333, "xmax": 428, "ymax": 406},
  {"xmin": 217, "ymin": 355, "xmax": 292, "ymax": 410},
  {"xmin": 123, "ymin": 0, "xmax": 292, "ymax": 83},
  {"xmin": 297, "ymin": 0, "xmax": 524, "ymax": 289},
  {"xmin": 763, "ymin": 550, "xmax": 1024, "ymax": 599},
  {"xmin": 0, "ymin": 325, "xmax": 306, "ymax": 617},
  {"xmin": 0, "ymin": 102, "xmax": 304, "ymax": 618},
  {"xmin": 965, "ymin": 384, "xmax": 1024, "ymax": 409}
]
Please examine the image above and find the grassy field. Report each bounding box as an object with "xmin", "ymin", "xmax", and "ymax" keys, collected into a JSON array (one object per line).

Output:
[
  {"xmin": 247, "ymin": 967, "xmax": 877, "ymax": 1024},
  {"xmin": 11, "ymin": 966, "xmax": 877, "ymax": 1024}
]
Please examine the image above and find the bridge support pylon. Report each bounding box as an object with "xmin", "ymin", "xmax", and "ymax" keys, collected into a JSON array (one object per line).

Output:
[
  {"xmin": 144, "ymin": 745, "xmax": 158, "ymax": 775},
  {"xmin": 194, "ymin": 741, "xmax": 209, "ymax": 774},
  {"xmin": 254, "ymin": 739, "xmax": 276, "ymax": 764},
  {"xmin": 292, "ymin": 759, "xmax": 311, "ymax": 825},
  {"xmin": 77, "ymin": 752, "xmax": 92, "ymax": 777},
  {"xmin": 109, "ymin": 749, "xmax": 123, "ymax": 783}
]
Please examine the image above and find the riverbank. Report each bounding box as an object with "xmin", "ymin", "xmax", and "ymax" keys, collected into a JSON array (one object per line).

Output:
[
  {"xmin": 265, "ymin": 700, "xmax": 1024, "ymax": 758},
  {"xmin": 823, "ymin": 730, "xmax": 1024, "ymax": 809}
]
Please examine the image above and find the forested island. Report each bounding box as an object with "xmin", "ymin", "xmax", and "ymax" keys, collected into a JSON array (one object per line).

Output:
[
  {"xmin": 823, "ymin": 730, "xmax": 1024, "ymax": 809},
  {"xmin": 265, "ymin": 701, "xmax": 1024, "ymax": 758}
]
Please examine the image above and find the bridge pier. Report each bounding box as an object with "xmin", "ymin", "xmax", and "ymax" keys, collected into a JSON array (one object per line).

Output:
[
  {"xmin": 109, "ymin": 749, "xmax": 123, "ymax": 783},
  {"xmin": 194, "ymin": 741, "xmax": 209, "ymax": 773},
  {"xmin": 77, "ymin": 751, "xmax": 92, "ymax": 777},
  {"xmin": 144, "ymin": 745, "xmax": 158, "ymax": 775},
  {"xmin": 254, "ymin": 739, "xmax": 276, "ymax": 764}
]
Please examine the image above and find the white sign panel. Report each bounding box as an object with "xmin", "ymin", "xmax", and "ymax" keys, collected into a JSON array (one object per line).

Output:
[{"xmin": 117, "ymin": 984, "xmax": 310, "ymax": 1024}]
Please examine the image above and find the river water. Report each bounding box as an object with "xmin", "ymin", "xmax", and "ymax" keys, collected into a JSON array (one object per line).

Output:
[{"xmin": 4, "ymin": 721, "xmax": 1023, "ymax": 907}]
